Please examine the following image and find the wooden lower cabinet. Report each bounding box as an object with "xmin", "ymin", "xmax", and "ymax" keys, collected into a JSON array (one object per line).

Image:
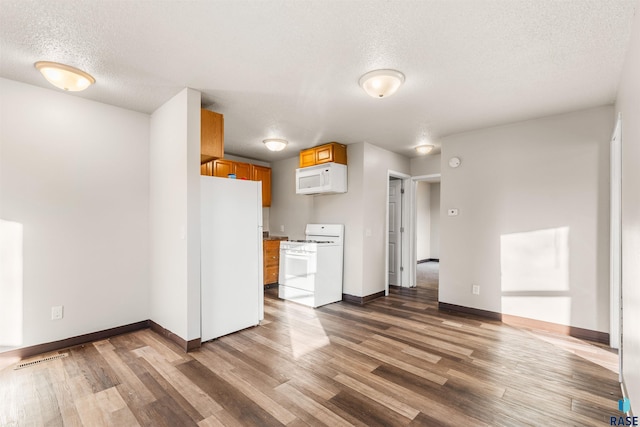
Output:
[{"xmin": 263, "ymin": 239, "xmax": 285, "ymax": 286}]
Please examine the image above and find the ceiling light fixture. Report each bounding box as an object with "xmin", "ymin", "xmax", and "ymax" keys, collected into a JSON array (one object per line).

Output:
[
  {"xmin": 263, "ymin": 138, "xmax": 288, "ymax": 152},
  {"xmin": 34, "ymin": 61, "xmax": 95, "ymax": 92},
  {"xmin": 358, "ymin": 69, "xmax": 405, "ymax": 98},
  {"xmin": 415, "ymin": 144, "xmax": 434, "ymax": 155}
]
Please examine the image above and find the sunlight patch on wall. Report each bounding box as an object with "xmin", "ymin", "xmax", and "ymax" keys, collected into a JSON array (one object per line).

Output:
[
  {"xmin": 502, "ymin": 296, "xmax": 572, "ymax": 325},
  {"xmin": 0, "ymin": 219, "xmax": 23, "ymax": 348},
  {"xmin": 501, "ymin": 227, "xmax": 571, "ymax": 325},
  {"xmin": 501, "ymin": 227, "xmax": 569, "ymax": 292}
]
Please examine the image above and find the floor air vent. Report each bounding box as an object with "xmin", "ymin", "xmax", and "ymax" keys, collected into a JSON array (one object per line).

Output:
[{"xmin": 14, "ymin": 353, "xmax": 68, "ymax": 370}]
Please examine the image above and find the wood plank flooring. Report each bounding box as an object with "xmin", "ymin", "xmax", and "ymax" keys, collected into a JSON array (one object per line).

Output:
[{"xmin": 0, "ymin": 286, "xmax": 621, "ymax": 426}]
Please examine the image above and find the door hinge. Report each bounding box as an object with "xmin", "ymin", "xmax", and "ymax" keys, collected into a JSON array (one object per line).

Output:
[
  {"xmin": 401, "ymin": 188, "xmax": 405, "ymax": 194},
  {"xmin": 400, "ymin": 227, "xmax": 404, "ymax": 233},
  {"xmin": 400, "ymin": 266, "xmax": 404, "ymax": 271}
]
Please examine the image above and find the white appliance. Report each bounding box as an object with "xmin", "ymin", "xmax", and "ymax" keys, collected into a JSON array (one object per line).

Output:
[
  {"xmin": 201, "ymin": 176, "xmax": 264, "ymax": 342},
  {"xmin": 278, "ymin": 224, "xmax": 344, "ymax": 307},
  {"xmin": 295, "ymin": 162, "xmax": 347, "ymax": 195}
]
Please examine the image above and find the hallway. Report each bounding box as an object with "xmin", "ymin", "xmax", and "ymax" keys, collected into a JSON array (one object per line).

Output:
[{"xmin": 416, "ymin": 260, "xmax": 439, "ymax": 300}]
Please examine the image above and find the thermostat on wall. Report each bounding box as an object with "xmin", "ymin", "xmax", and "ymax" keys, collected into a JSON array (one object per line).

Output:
[{"xmin": 449, "ymin": 157, "xmax": 461, "ymax": 168}]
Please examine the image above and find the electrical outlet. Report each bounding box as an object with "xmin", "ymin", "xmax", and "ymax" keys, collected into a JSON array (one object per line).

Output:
[
  {"xmin": 472, "ymin": 285, "xmax": 480, "ymax": 295},
  {"xmin": 51, "ymin": 305, "xmax": 63, "ymax": 320}
]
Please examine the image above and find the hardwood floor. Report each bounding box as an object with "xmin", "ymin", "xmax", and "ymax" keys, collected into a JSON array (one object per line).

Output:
[{"xmin": 0, "ymin": 287, "xmax": 621, "ymax": 426}]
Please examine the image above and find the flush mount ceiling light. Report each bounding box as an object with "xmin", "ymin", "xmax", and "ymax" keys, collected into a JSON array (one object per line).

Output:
[
  {"xmin": 263, "ymin": 138, "xmax": 288, "ymax": 152},
  {"xmin": 34, "ymin": 61, "xmax": 95, "ymax": 91},
  {"xmin": 358, "ymin": 69, "xmax": 405, "ymax": 98},
  {"xmin": 415, "ymin": 144, "xmax": 434, "ymax": 155}
]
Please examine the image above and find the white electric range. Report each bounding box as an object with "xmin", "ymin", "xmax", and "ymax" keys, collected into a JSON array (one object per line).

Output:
[{"xmin": 278, "ymin": 224, "xmax": 344, "ymax": 308}]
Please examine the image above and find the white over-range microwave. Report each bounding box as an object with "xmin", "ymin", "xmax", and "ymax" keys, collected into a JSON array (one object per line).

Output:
[{"xmin": 295, "ymin": 162, "xmax": 347, "ymax": 195}]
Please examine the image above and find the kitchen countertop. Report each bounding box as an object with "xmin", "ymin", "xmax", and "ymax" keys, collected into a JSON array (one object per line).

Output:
[{"xmin": 263, "ymin": 235, "xmax": 288, "ymax": 241}]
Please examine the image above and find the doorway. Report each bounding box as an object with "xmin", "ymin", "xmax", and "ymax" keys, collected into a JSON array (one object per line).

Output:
[
  {"xmin": 388, "ymin": 178, "xmax": 402, "ymax": 286},
  {"xmin": 385, "ymin": 171, "xmax": 411, "ymax": 295},
  {"xmin": 409, "ymin": 174, "xmax": 441, "ymax": 299}
]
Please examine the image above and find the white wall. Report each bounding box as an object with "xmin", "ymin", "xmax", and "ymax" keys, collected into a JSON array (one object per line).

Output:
[
  {"xmin": 440, "ymin": 106, "xmax": 613, "ymax": 333},
  {"xmin": 0, "ymin": 78, "xmax": 150, "ymax": 349},
  {"xmin": 270, "ymin": 142, "xmax": 410, "ymax": 297},
  {"xmin": 361, "ymin": 143, "xmax": 411, "ymax": 296},
  {"xmin": 312, "ymin": 142, "xmax": 411, "ymax": 297},
  {"xmin": 429, "ymin": 183, "xmax": 441, "ymax": 259},
  {"xmin": 416, "ymin": 181, "xmax": 431, "ymax": 260},
  {"xmin": 149, "ymin": 88, "xmax": 201, "ymax": 342},
  {"xmin": 615, "ymin": 0, "xmax": 640, "ymax": 413},
  {"xmin": 269, "ymin": 155, "xmax": 314, "ymax": 239},
  {"xmin": 411, "ymin": 154, "xmax": 441, "ymax": 176},
  {"xmin": 224, "ymin": 154, "xmax": 270, "ymax": 168},
  {"xmin": 312, "ymin": 143, "xmax": 365, "ymax": 296}
]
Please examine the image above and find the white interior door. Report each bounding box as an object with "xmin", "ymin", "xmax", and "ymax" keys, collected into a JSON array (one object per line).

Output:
[{"xmin": 388, "ymin": 179, "xmax": 402, "ymax": 286}]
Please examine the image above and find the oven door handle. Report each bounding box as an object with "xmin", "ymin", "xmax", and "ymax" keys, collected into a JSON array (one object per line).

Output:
[{"xmin": 283, "ymin": 250, "xmax": 315, "ymax": 256}]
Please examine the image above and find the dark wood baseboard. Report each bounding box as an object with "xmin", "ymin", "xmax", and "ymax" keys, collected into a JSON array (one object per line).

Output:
[
  {"xmin": 502, "ymin": 314, "xmax": 609, "ymax": 344},
  {"xmin": 342, "ymin": 291, "xmax": 386, "ymax": 305},
  {"xmin": 0, "ymin": 320, "xmax": 149, "ymax": 359},
  {"xmin": 148, "ymin": 320, "xmax": 201, "ymax": 352},
  {"xmin": 417, "ymin": 258, "xmax": 439, "ymax": 263},
  {"xmin": 1, "ymin": 319, "xmax": 204, "ymax": 360},
  {"xmin": 438, "ymin": 302, "xmax": 502, "ymax": 320},
  {"xmin": 439, "ymin": 302, "xmax": 609, "ymax": 344}
]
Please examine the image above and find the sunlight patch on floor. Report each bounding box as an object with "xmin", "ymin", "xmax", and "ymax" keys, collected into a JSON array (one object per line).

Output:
[
  {"xmin": 284, "ymin": 303, "xmax": 330, "ymax": 359},
  {"xmin": 526, "ymin": 329, "xmax": 618, "ymax": 373}
]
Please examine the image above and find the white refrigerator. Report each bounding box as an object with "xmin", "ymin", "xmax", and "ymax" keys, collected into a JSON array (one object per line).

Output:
[{"xmin": 200, "ymin": 176, "xmax": 264, "ymax": 342}]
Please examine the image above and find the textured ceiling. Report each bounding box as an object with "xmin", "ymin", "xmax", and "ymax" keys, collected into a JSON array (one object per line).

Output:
[{"xmin": 0, "ymin": 0, "xmax": 636, "ymax": 161}]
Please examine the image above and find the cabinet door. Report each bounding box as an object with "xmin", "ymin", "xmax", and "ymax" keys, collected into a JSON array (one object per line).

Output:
[
  {"xmin": 200, "ymin": 161, "xmax": 213, "ymax": 176},
  {"xmin": 299, "ymin": 148, "xmax": 316, "ymax": 168},
  {"xmin": 263, "ymin": 240, "xmax": 280, "ymax": 285},
  {"xmin": 213, "ymin": 159, "xmax": 234, "ymax": 177},
  {"xmin": 252, "ymin": 165, "xmax": 272, "ymax": 207},
  {"xmin": 315, "ymin": 145, "xmax": 334, "ymax": 164},
  {"xmin": 234, "ymin": 162, "xmax": 252, "ymax": 180},
  {"xmin": 201, "ymin": 109, "xmax": 224, "ymax": 163}
]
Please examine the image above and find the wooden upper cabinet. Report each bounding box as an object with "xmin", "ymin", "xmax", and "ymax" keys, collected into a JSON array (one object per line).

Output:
[
  {"xmin": 299, "ymin": 148, "xmax": 317, "ymax": 168},
  {"xmin": 201, "ymin": 161, "xmax": 213, "ymax": 176},
  {"xmin": 212, "ymin": 159, "xmax": 234, "ymax": 177},
  {"xmin": 206, "ymin": 159, "xmax": 272, "ymax": 208},
  {"xmin": 201, "ymin": 109, "xmax": 224, "ymax": 163},
  {"xmin": 252, "ymin": 165, "xmax": 272, "ymax": 207},
  {"xmin": 299, "ymin": 142, "xmax": 347, "ymax": 168},
  {"xmin": 234, "ymin": 162, "xmax": 252, "ymax": 180}
]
